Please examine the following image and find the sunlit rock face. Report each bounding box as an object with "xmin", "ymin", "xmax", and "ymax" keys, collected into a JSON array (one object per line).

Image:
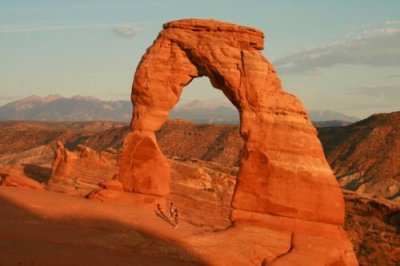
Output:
[
  {"xmin": 50, "ymin": 142, "xmax": 118, "ymax": 195},
  {"xmin": 120, "ymin": 18, "xmax": 344, "ymax": 225}
]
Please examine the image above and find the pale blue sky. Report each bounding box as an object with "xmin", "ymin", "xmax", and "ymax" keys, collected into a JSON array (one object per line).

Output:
[{"xmin": 1, "ymin": 0, "xmax": 399, "ymax": 118}]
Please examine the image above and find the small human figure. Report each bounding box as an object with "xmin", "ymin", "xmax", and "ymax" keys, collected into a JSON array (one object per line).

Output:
[
  {"xmin": 169, "ymin": 202, "xmax": 175, "ymax": 219},
  {"xmin": 74, "ymin": 177, "xmax": 80, "ymax": 190},
  {"xmin": 173, "ymin": 209, "xmax": 180, "ymax": 228},
  {"xmin": 157, "ymin": 203, "xmax": 165, "ymax": 215},
  {"xmin": 155, "ymin": 201, "xmax": 180, "ymax": 228}
]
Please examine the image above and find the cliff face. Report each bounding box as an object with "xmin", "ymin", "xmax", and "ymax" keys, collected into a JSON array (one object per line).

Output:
[{"xmin": 319, "ymin": 112, "xmax": 400, "ymax": 201}]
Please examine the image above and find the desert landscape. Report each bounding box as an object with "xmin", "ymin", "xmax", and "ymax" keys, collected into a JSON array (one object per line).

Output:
[
  {"xmin": 1, "ymin": 2, "xmax": 400, "ymax": 266},
  {"xmin": 1, "ymin": 114, "xmax": 399, "ymax": 265}
]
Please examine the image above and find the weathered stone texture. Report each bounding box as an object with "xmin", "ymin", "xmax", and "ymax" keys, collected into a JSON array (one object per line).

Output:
[{"xmin": 120, "ymin": 18, "xmax": 344, "ymax": 225}]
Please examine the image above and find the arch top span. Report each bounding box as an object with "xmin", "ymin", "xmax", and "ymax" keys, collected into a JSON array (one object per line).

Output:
[
  {"xmin": 163, "ymin": 18, "xmax": 265, "ymax": 50},
  {"xmin": 131, "ymin": 18, "xmax": 282, "ymax": 133},
  {"xmin": 119, "ymin": 19, "xmax": 346, "ymax": 226}
]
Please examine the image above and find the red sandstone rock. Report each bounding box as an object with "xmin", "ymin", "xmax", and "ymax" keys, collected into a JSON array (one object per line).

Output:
[
  {"xmin": 119, "ymin": 131, "xmax": 170, "ymax": 196},
  {"xmin": 87, "ymin": 18, "xmax": 359, "ymax": 265},
  {"xmin": 86, "ymin": 188, "xmax": 122, "ymax": 201},
  {"xmin": 50, "ymin": 142, "xmax": 118, "ymax": 195},
  {"xmin": 231, "ymin": 210, "xmax": 357, "ymax": 265},
  {"xmin": 120, "ymin": 18, "xmax": 344, "ymax": 225},
  {"xmin": 98, "ymin": 179, "xmax": 123, "ymax": 191},
  {"xmin": 47, "ymin": 136, "xmax": 358, "ymax": 264},
  {"xmin": 0, "ymin": 166, "xmax": 44, "ymax": 190}
]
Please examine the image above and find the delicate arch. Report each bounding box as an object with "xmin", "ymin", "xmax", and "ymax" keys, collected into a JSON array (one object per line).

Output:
[{"xmin": 119, "ymin": 19, "xmax": 344, "ymax": 225}]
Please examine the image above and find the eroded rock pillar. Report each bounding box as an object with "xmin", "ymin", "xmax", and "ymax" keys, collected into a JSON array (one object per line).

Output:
[{"xmin": 119, "ymin": 131, "xmax": 170, "ymax": 196}]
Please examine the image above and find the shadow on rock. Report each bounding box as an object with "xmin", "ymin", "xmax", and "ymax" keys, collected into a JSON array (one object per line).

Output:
[
  {"xmin": 0, "ymin": 190, "xmax": 207, "ymax": 266},
  {"xmin": 23, "ymin": 164, "xmax": 52, "ymax": 183}
]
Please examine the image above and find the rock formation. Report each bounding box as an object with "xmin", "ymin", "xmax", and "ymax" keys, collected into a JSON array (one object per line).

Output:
[
  {"xmin": 4, "ymin": 117, "xmax": 400, "ymax": 263},
  {"xmin": 0, "ymin": 165, "xmax": 44, "ymax": 190},
  {"xmin": 119, "ymin": 18, "xmax": 344, "ymax": 223},
  {"xmin": 50, "ymin": 142, "xmax": 118, "ymax": 195},
  {"xmin": 117, "ymin": 18, "xmax": 358, "ymax": 265}
]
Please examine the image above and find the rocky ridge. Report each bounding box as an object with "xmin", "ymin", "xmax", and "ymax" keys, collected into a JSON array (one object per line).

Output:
[{"xmin": 319, "ymin": 112, "xmax": 400, "ymax": 202}]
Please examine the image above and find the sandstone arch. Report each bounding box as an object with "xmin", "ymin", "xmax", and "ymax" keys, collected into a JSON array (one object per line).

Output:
[{"xmin": 119, "ymin": 19, "xmax": 344, "ymax": 225}]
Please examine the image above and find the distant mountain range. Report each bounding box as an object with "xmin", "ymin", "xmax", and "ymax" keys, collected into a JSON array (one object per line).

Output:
[
  {"xmin": 0, "ymin": 95, "xmax": 359, "ymax": 125},
  {"xmin": 307, "ymin": 110, "xmax": 358, "ymax": 123},
  {"xmin": 0, "ymin": 95, "xmax": 132, "ymax": 122},
  {"xmin": 170, "ymin": 99, "xmax": 239, "ymax": 124}
]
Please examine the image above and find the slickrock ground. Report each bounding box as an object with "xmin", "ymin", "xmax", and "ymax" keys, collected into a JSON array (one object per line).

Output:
[
  {"xmin": 0, "ymin": 147, "xmax": 399, "ymax": 265},
  {"xmin": 1, "ymin": 150, "xmax": 353, "ymax": 265},
  {"xmin": 47, "ymin": 144, "xmax": 400, "ymax": 265},
  {"xmin": 0, "ymin": 186, "xmax": 203, "ymax": 266},
  {"xmin": 0, "ymin": 184, "xmax": 361, "ymax": 266}
]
